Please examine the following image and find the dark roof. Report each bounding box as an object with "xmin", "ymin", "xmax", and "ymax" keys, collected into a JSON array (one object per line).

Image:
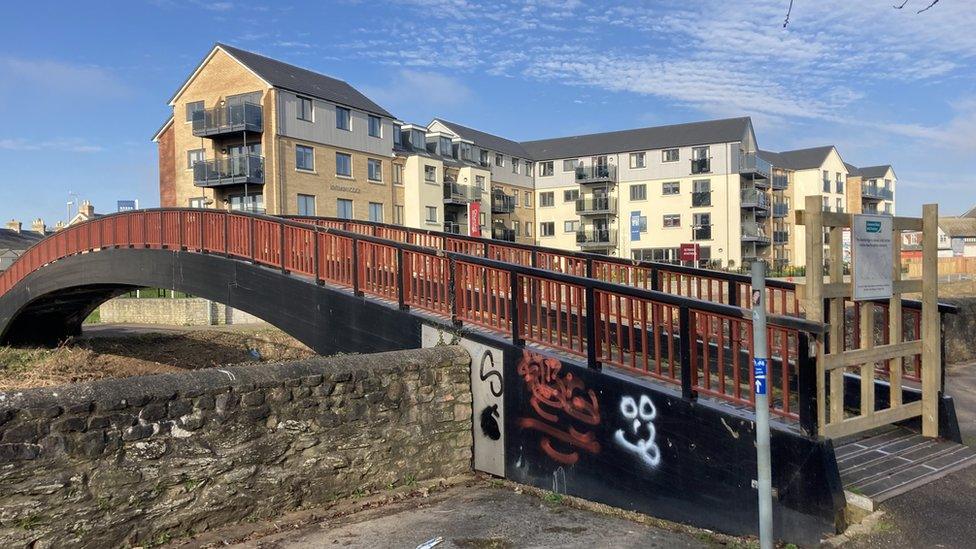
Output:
[
  {"xmin": 433, "ymin": 119, "xmax": 531, "ymax": 159},
  {"xmin": 844, "ymin": 162, "xmax": 861, "ymax": 176},
  {"xmin": 519, "ymin": 117, "xmax": 752, "ymax": 161},
  {"xmin": 0, "ymin": 228, "xmax": 44, "ymax": 251},
  {"xmin": 858, "ymin": 165, "xmax": 893, "ymax": 179},
  {"xmin": 757, "ymin": 146, "xmax": 835, "ymax": 170},
  {"xmin": 216, "ymin": 43, "xmax": 392, "ymax": 118}
]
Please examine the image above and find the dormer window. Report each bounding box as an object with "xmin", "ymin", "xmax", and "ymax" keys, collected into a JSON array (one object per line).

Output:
[
  {"xmin": 440, "ymin": 137, "xmax": 452, "ymax": 158},
  {"xmin": 411, "ymin": 129, "xmax": 426, "ymax": 151}
]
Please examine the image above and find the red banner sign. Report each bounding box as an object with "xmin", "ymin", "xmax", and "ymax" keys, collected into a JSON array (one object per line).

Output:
[
  {"xmin": 468, "ymin": 200, "xmax": 482, "ymax": 237},
  {"xmin": 679, "ymin": 243, "xmax": 699, "ymax": 262}
]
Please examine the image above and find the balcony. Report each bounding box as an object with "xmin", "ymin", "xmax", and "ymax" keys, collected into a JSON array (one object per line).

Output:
[
  {"xmin": 576, "ymin": 228, "xmax": 617, "ymax": 248},
  {"xmin": 691, "ymin": 158, "xmax": 711, "ymax": 175},
  {"xmin": 741, "ymin": 222, "xmax": 771, "ymax": 244},
  {"xmin": 443, "ymin": 181, "xmax": 479, "ymax": 204},
  {"xmin": 772, "ymin": 202, "xmax": 788, "ymax": 218},
  {"xmin": 692, "ymin": 191, "xmax": 711, "ymax": 207},
  {"xmin": 773, "ymin": 230, "xmax": 789, "ymax": 244},
  {"xmin": 740, "ymin": 188, "xmax": 770, "ymax": 210},
  {"xmin": 444, "ymin": 222, "xmax": 462, "ymax": 235},
  {"xmin": 192, "ymin": 102, "xmax": 263, "ymax": 139},
  {"xmin": 575, "ymin": 196, "xmax": 617, "ymax": 215},
  {"xmin": 491, "ymin": 191, "xmax": 515, "ymax": 214},
  {"xmin": 738, "ymin": 151, "xmax": 771, "ymax": 180},
  {"xmin": 193, "ymin": 155, "xmax": 265, "ymax": 187},
  {"xmin": 492, "ymin": 226, "xmax": 516, "ymax": 242},
  {"xmin": 575, "ymin": 165, "xmax": 617, "ymax": 185},
  {"xmin": 772, "ymin": 175, "xmax": 788, "ymax": 190},
  {"xmin": 692, "ymin": 226, "xmax": 712, "ymax": 241},
  {"xmin": 862, "ymin": 185, "xmax": 894, "ymax": 200}
]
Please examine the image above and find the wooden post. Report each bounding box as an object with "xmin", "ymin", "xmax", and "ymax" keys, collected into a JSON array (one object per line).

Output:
[
  {"xmin": 889, "ymin": 233, "xmax": 904, "ymax": 407},
  {"xmin": 828, "ymin": 224, "xmax": 844, "ymax": 427},
  {"xmin": 802, "ymin": 195, "xmax": 826, "ymax": 432},
  {"xmin": 921, "ymin": 204, "xmax": 940, "ymax": 437}
]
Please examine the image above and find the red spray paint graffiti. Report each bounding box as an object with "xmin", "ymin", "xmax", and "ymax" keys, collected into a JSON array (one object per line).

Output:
[{"xmin": 516, "ymin": 349, "xmax": 601, "ymax": 465}]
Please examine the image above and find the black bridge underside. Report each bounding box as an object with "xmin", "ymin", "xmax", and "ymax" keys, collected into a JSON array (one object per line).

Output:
[{"xmin": 0, "ymin": 248, "xmax": 425, "ymax": 353}]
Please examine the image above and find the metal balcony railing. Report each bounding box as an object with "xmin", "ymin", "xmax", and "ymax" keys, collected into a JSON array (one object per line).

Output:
[
  {"xmin": 738, "ymin": 151, "xmax": 771, "ymax": 180},
  {"xmin": 492, "ymin": 226, "xmax": 516, "ymax": 242},
  {"xmin": 193, "ymin": 155, "xmax": 265, "ymax": 187},
  {"xmin": 692, "ymin": 191, "xmax": 712, "ymax": 207},
  {"xmin": 740, "ymin": 188, "xmax": 770, "ymax": 209},
  {"xmin": 772, "ymin": 202, "xmax": 789, "ymax": 217},
  {"xmin": 575, "ymin": 165, "xmax": 617, "ymax": 184},
  {"xmin": 491, "ymin": 191, "xmax": 515, "ymax": 214},
  {"xmin": 741, "ymin": 222, "xmax": 771, "ymax": 244},
  {"xmin": 576, "ymin": 228, "xmax": 617, "ymax": 246},
  {"xmin": 772, "ymin": 175, "xmax": 788, "ymax": 190},
  {"xmin": 192, "ymin": 102, "xmax": 263, "ymax": 138},
  {"xmin": 575, "ymin": 197, "xmax": 617, "ymax": 215},
  {"xmin": 862, "ymin": 185, "xmax": 894, "ymax": 200},
  {"xmin": 444, "ymin": 182, "xmax": 479, "ymax": 203},
  {"xmin": 691, "ymin": 158, "xmax": 711, "ymax": 174},
  {"xmin": 773, "ymin": 230, "xmax": 789, "ymax": 244},
  {"xmin": 443, "ymin": 222, "xmax": 462, "ymax": 234},
  {"xmin": 693, "ymin": 226, "xmax": 712, "ymax": 241}
]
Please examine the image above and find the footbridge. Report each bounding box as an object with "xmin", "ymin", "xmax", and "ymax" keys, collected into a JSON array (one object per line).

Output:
[{"xmin": 0, "ymin": 209, "xmax": 965, "ymax": 544}]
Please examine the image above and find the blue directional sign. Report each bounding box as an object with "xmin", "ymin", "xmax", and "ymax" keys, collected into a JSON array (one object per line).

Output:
[{"xmin": 753, "ymin": 357, "xmax": 767, "ymax": 395}]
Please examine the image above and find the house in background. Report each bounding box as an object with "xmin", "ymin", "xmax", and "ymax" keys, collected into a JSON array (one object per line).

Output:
[{"xmin": 0, "ymin": 219, "xmax": 50, "ymax": 271}]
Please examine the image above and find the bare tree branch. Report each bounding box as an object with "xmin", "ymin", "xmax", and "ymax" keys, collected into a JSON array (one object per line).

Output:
[
  {"xmin": 784, "ymin": 0, "xmax": 794, "ymax": 27},
  {"xmin": 893, "ymin": 0, "xmax": 910, "ymax": 9},
  {"xmin": 917, "ymin": 0, "xmax": 940, "ymax": 13}
]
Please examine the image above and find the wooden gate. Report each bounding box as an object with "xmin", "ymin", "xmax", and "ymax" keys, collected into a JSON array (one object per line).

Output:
[{"xmin": 797, "ymin": 197, "xmax": 940, "ymax": 438}]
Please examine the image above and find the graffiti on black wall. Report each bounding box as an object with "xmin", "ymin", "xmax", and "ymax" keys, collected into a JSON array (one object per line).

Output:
[
  {"xmin": 515, "ymin": 349, "xmax": 601, "ymax": 465},
  {"xmin": 614, "ymin": 394, "xmax": 662, "ymax": 469}
]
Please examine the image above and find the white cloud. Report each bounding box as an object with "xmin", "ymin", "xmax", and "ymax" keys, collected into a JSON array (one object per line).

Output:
[
  {"xmin": 0, "ymin": 57, "xmax": 129, "ymax": 98},
  {"xmin": 0, "ymin": 138, "xmax": 104, "ymax": 153},
  {"xmin": 362, "ymin": 69, "xmax": 473, "ymax": 117}
]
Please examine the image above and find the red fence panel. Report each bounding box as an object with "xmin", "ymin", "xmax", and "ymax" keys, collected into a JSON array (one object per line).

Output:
[
  {"xmin": 357, "ymin": 240, "xmax": 398, "ymax": 300},
  {"xmin": 284, "ymin": 224, "xmax": 316, "ymax": 276},
  {"xmin": 202, "ymin": 211, "xmax": 226, "ymax": 254},
  {"xmin": 456, "ymin": 260, "xmax": 511, "ymax": 332},
  {"xmin": 488, "ymin": 244, "xmax": 532, "ymax": 266},
  {"xmin": 227, "ymin": 215, "xmax": 251, "ymax": 259},
  {"xmin": 536, "ymin": 251, "xmax": 586, "ymax": 276},
  {"xmin": 594, "ymin": 291, "xmax": 681, "ymax": 384},
  {"xmin": 402, "ymin": 250, "xmax": 450, "ymax": 315},
  {"xmin": 518, "ymin": 273, "xmax": 586, "ymax": 357},
  {"xmin": 253, "ymin": 219, "xmax": 282, "ymax": 267},
  {"xmin": 446, "ymin": 238, "xmax": 485, "ymax": 257},
  {"xmin": 317, "ymin": 232, "xmax": 354, "ymax": 286}
]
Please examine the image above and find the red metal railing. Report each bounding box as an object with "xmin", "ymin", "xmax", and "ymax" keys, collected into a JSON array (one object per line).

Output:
[{"xmin": 0, "ymin": 209, "xmax": 838, "ymax": 425}]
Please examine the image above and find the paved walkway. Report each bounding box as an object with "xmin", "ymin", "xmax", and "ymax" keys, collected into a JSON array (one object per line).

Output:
[{"xmin": 222, "ymin": 484, "xmax": 710, "ymax": 549}]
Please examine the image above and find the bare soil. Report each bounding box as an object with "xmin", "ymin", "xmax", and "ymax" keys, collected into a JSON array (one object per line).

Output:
[{"xmin": 0, "ymin": 328, "xmax": 314, "ymax": 391}]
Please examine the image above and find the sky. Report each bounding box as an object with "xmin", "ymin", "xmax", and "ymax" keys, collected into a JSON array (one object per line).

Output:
[{"xmin": 1, "ymin": 0, "xmax": 975, "ymax": 227}]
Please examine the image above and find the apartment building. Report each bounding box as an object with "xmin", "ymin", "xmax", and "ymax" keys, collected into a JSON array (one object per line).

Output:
[
  {"xmin": 153, "ymin": 43, "xmax": 401, "ymax": 222},
  {"xmin": 845, "ymin": 164, "xmax": 896, "ymax": 216}
]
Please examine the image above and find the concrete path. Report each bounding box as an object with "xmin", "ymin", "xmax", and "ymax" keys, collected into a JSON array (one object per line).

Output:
[{"xmin": 222, "ymin": 484, "xmax": 710, "ymax": 549}]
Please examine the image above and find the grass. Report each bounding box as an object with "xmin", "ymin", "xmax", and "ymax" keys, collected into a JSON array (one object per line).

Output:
[{"xmin": 542, "ymin": 492, "xmax": 564, "ymax": 504}]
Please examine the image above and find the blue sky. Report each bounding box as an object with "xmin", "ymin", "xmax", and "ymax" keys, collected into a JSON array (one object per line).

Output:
[{"xmin": 1, "ymin": 0, "xmax": 975, "ymax": 227}]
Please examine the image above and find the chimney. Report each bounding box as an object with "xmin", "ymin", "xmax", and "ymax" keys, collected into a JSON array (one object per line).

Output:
[
  {"xmin": 80, "ymin": 200, "xmax": 95, "ymax": 218},
  {"xmin": 54, "ymin": 221, "xmax": 66, "ymax": 232},
  {"xmin": 31, "ymin": 218, "xmax": 46, "ymax": 235},
  {"xmin": 5, "ymin": 219, "xmax": 21, "ymax": 233}
]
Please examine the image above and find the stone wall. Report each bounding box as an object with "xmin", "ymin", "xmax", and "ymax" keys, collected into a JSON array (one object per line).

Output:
[
  {"xmin": 98, "ymin": 297, "xmax": 264, "ymax": 326},
  {"xmin": 942, "ymin": 297, "xmax": 976, "ymax": 364},
  {"xmin": 0, "ymin": 346, "xmax": 473, "ymax": 548}
]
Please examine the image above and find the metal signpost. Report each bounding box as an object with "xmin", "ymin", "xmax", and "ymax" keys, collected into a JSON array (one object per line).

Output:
[{"xmin": 751, "ymin": 261, "xmax": 772, "ymax": 549}]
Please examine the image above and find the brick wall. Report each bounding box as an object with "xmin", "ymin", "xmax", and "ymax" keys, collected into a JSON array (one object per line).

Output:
[
  {"xmin": 98, "ymin": 298, "xmax": 265, "ymax": 326},
  {"xmin": 0, "ymin": 346, "xmax": 473, "ymax": 547},
  {"xmin": 158, "ymin": 123, "xmax": 176, "ymax": 207}
]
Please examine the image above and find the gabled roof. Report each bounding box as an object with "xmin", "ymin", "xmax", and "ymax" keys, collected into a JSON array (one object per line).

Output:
[
  {"xmin": 433, "ymin": 119, "xmax": 531, "ymax": 159},
  {"xmin": 169, "ymin": 44, "xmax": 392, "ymax": 118},
  {"xmin": 858, "ymin": 165, "xmax": 894, "ymax": 180},
  {"xmin": 0, "ymin": 228, "xmax": 44, "ymax": 251},
  {"xmin": 844, "ymin": 162, "xmax": 861, "ymax": 177},
  {"xmin": 519, "ymin": 117, "xmax": 753, "ymax": 161},
  {"xmin": 758, "ymin": 146, "xmax": 837, "ymax": 171},
  {"xmin": 151, "ymin": 115, "xmax": 174, "ymax": 143},
  {"xmin": 939, "ymin": 217, "xmax": 976, "ymax": 238}
]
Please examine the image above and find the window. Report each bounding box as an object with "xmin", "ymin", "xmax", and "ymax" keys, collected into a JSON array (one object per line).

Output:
[
  {"xmin": 425, "ymin": 206, "xmax": 437, "ymax": 223},
  {"xmin": 185, "ymin": 100, "xmax": 204, "ymax": 122},
  {"xmin": 480, "ymin": 150, "xmax": 490, "ymax": 167},
  {"xmin": 564, "ymin": 220, "xmax": 579, "ymax": 233},
  {"xmin": 495, "ymin": 153, "xmax": 504, "ymax": 167},
  {"xmin": 297, "ymin": 96, "xmax": 313, "ymax": 121},
  {"xmin": 630, "ymin": 184, "xmax": 647, "ymax": 201},
  {"xmin": 540, "ymin": 191, "xmax": 555, "ymax": 207},
  {"xmin": 440, "ymin": 137, "xmax": 452, "ymax": 157},
  {"xmin": 513, "ymin": 191, "xmax": 519, "ymax": 206},
  {"xmin": 476, "ymin": 175, "xmax": 485, "ymax": 191},
  {"xmin": 663, "ymin": 214, "xmax": 681, "ymax": 228},
  {"xmin": 335, "ymin": 106, "xmax": 350, "ymax": 130},
  {"xmin": 836, "ymin": 198, "xmax": 843, "ymax": 212},
  {"xmin": 295, "ymin": 145, "xmax": 314, "ymax": 171},
  {"xmin": 229, "ymin": 193, "xmax": 264, "ymax": 213},
  {"xmin": 525, "ymin": 161, "xmax": 533, "ymax": 176},
  {"xmin": 424, "ymin": 165, "xmax": 437, "ymax": 183},
  {"xmin": 540, "ymin": 161, "xmax": 554, "ymax": 176},
  {"xmin": 369, "ymin": 202, "xmax": 383, "ymax": 222},
  {"xmin": 562, "ymin": 159, "xmax": 578, "ymax": 172},
  {"xmin": 368, "ymin": 115, "xmax": 382, "ymax": 138},
  {"xmin": 394, "ymin": 205, "xmax": 404, "ymax": 225},
  {"xmin": 393, "ymin": 164, "xmax": 403, "ymax": 186},
  {"xmin": 335, "ymin": 152, "xmax": 352, "ymax": 177},
  {"xmin": 525, "ymin": 223, "xmax": 532, "ymax": 237},
  {"xmin": 297, "ymin": 194, "xmax": 316, "ymax": 216},
  {"xmin": 662, "ymin": 148, "xmax": 679, "ymax": 162},
  {"xmin": 835, "ymin": 174, "xmax": 844, "ymax": 194},
  {"xmin": 368, "ymin": 158, "xmax": 382, "ymax": 182},
  {"xmin": 512, "ymin": 158, "xmax": 520, "ymax": 174},
  {"xmin": 337, "ymin": 198, "xmax": 353, "ymax": 219},
  {"xmin": 564, "ymin": 189, "xmax": 579, "ymax": 203},
  {"xmin": 884, "ymin": 179, "xmax": 892, "ymax": 190},
  {"xmin": 822, "ymin": 170, "xmax": 830, "ymax": 193},
  {"xmin": 662, "ymin": 181, "xmax": 680, "ymax": 195},
  {"xmin": 513, "ymin": 220, "xmax": 521, "ymax": 236},
  {"xmin": 521, "ymin": 191, "xmax": 529, "ymax": 207},
  {"xmin": 187, "ymin": 148, "xmax": 204, "ymax": 169},
  {"xmin": 540, "ymin": 222, "xmax": 555, "ymax": 237},
  {"xmin": 822, "ymin": 196, "xmax": 830, "ymax": 211},
  {"xmin": 393, "ymin": 124, "xmax": 402, "ymax": 147},
  {"xmin": 459, "ymin": 142, "xmax": 472, "ymax": 161},
  {"xmin": 630, "ymin": 152, "xmax": 646, "ymax": 169},
  {"xmin": 189, "ymin": 197, "xmax": 206, "ymax": 208},
  {"xmin": 692, "ymin": 179, "xmax": 711, "ymax": 207},
  {"xmin": 693, "ymin": 213, "xmax": 710, "ymax": 226}
]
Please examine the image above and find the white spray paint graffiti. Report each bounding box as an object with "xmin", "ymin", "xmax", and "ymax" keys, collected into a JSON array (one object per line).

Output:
[{"xmin": 614, "ymin": 394, "xmax": 661, "ymax": 468}]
